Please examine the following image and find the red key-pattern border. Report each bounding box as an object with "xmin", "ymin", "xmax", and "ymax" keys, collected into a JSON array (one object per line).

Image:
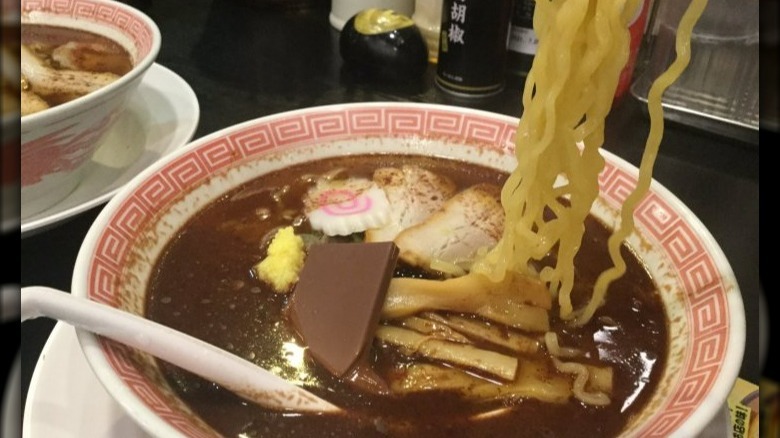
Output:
[
  {"xmin": 86, "ymin": 105, "xmax": 730, "ymax": 437},
  {"xmin": 23, "ymin": 0, "xmax": 155, "ymax": 57}
]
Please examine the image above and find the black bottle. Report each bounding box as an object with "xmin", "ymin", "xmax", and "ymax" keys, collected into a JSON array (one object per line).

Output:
[
  {"xmin": 435, "ymin": 0, "xmax": 514, "ymax": 97},
  {"xmin": 506, "ymin": 0, "xmax": 537, "ymax": 80}
]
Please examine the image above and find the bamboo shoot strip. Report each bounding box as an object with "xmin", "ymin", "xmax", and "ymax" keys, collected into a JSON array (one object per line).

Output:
[{"xmin": 375, "ymin": 325, "xmax": 518, "ymax": 381}]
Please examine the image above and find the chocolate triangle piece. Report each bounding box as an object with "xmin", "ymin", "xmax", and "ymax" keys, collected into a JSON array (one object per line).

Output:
[{"xmin": 289, "ymin": 242, "xmax": 399, "ymax": 377}]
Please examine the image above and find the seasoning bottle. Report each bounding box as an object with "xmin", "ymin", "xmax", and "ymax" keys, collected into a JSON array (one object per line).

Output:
[
  {"xmin": 506, "ymin": 0, "xmax": 537, "ymax": 79},
  {"xmin": 412, "ymin": 0, "xmax": 443, "ymax": 63},
  {"xmin": 435, "ymin": 0, "xmax": 514, "ymax": 97},
  {"xmin": 614, "ymin": 0, "xmax": 654, "ymax": 101}
]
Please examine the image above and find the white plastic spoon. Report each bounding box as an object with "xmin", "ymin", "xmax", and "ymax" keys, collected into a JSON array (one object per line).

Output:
[{"xmin": 21, "ymin": 286, "xmax": 341, "ymax": 413}]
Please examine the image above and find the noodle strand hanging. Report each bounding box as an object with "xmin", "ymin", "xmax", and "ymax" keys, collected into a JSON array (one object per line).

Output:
[{"xmin": 471, "ymin": 0, "xmax": 709, "ymax": 326}]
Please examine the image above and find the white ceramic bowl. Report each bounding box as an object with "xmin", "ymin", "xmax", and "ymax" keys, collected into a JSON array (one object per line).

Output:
[
  {"xmin": 20, "ymin": 0, "xmax": 161, "ymax": 219},
  {"xmin": 72, "ymin": 102, "xmax": 745, "ymax": 437}
]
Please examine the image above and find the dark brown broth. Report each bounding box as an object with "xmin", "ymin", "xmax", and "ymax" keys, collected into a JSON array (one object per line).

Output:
[
  {"xmin": 146, "ymin": 154, "xmax": 668, "ymax": 438},
  {"xmin": 21, "ymin": 24, "xmax": 133, "ymax": 107}
]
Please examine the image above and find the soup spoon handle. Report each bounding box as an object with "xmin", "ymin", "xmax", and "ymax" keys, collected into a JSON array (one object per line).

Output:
[{"xmin": 21, "ymin": 286, "xmax": 341, "ymax": 413}]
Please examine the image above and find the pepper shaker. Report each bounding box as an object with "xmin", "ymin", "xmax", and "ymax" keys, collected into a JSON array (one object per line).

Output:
[{"xmin": 435, "ymin": 0, "xmax": 514, "ymax": 97}]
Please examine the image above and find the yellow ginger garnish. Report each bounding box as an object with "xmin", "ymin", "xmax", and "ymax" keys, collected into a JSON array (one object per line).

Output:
[{"xmin": 254, "ymin": 226, "xmax": 305, "ymax": 293}]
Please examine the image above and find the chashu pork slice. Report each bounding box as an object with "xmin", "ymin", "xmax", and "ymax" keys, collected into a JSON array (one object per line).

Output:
[
  {"xmin": 394, "ymin": 183, "xmax": 504, "ymax": 272},
  {"xmin": 21, "ymin": 90, "xmax": 50, "ymax": 116},
  {"xmin": 21, "ymin": 45, "xmax": 120, "ymax": 98},
  {"xmin": 365, "ymin": 165, "xmax": 457, "ymax": 243}
]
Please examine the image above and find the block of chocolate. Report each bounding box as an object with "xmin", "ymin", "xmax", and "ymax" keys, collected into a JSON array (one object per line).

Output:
[{"xmin": 289, "ymin": 241, "xmax": 399, "ymax": 377}]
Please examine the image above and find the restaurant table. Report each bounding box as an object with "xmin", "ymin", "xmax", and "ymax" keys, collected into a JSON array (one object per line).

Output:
[{"xmin": 18, "ymin": 0, "xmax": 763, "ymax": 433}]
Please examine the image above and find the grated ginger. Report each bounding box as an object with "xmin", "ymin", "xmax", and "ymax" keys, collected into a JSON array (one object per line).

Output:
[{"xmin": 254, "ymin": 226, "xmax": 305, "ymax": 293}]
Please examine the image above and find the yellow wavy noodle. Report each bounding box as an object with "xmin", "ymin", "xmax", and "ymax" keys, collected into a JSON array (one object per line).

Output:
[
  {"xmin": 544, "ymin": 331, "xmax": 581, "ymax": 358},
  {"xmin": 552, "ymin": 357, "xmax": 611, "ymax": 405},
  {"xmin": 471, "ymin": 0, "xmax": 708, "ymax": 325},
  {"xmin": 576, "ymin": 0, "xmax": 708, "ymax": 326}
]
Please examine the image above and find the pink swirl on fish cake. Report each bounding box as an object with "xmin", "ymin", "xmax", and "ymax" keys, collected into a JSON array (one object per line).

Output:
[{"xmin": 316, "ymin": 189, "xmax": 373, "ymax": 216}]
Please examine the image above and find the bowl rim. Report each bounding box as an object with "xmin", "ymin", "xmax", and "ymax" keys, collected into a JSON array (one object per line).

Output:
[
  {"xmin": 19, "ymin": 0, "xmax": 161, "ymax": 128},
  {"xmin": 70, "ymin": 101, "xmax": 746, "ymax": 438}
]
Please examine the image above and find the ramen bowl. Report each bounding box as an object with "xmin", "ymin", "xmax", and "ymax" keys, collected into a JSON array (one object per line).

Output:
[
  {"xmin": 20, "ymin": 0, "xmax": 161, "ymax": 219},
  {"xmin": 71, "ymin": 102, "xmax": 745, "ymax": 437}
]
